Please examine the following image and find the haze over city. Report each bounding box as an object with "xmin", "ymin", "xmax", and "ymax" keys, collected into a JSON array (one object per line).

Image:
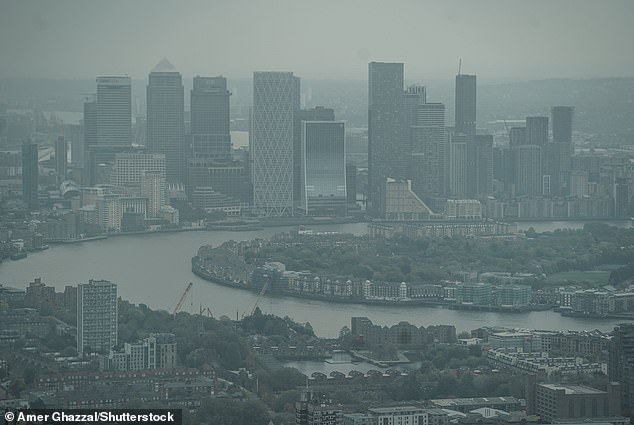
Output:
[
  {"xmin": 2, "ymin": 1, "xmax": 634, "ymax": 425},
  {"xmin": 1, "ymin": 0, "xmax": 633, "ymax": 80}
]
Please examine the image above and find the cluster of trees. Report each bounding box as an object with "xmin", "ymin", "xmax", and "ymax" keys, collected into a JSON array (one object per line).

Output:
[{"xmin": 249, "ymin": 225, "xmax": 634, "ymax": 287}]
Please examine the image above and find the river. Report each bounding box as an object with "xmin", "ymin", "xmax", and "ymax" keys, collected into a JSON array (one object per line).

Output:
[{"xmin": 0, "ymin": 221, "xmax": 631, "ymax": 338}]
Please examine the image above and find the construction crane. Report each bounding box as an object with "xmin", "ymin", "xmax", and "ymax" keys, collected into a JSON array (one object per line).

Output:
[
  {"xmin": 172, "ymin": 282, "xmax": 193, "ymax": 317},
  {"xmin": 250, "ymin": 280, "xmax": 270, "ymax": 316}
]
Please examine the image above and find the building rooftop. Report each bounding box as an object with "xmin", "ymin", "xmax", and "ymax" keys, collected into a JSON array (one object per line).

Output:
[
  {"xmin": 539, "ymin": 383, "xmax": 606, "ymax": 395},
  {"xmin": 431, "ymin": 397, "xmax": 519, "ymax": 407}
]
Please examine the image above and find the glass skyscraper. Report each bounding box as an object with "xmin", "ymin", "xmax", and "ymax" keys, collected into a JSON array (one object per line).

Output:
[
  {"xmin": 300, "ymin": 121, "xmax": 346, "ymax": 216},
  {"xmin": 147, "ymin": 59, "xmax": 185, "ymax": 183},
  {"xmin": 251, "ymin": 71, "xmax": 299, "ymax": 216}
]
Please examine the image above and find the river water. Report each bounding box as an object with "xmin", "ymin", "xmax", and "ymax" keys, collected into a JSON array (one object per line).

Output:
[{"xmin": 1, "ymin": 221, "xmax": 631, "ymax": 338}]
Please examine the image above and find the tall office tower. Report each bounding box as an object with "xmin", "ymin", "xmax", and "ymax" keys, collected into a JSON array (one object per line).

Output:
[
  {"xmin": 83, "ymin": 150, "xmax": 97, "ymax": 187},
  {"xmin": 251, "ymin": 71, "xmax": 299, "ymax": 216},
  {"xmin": 55, "ymin": 135, "xmax": 67, "ymax": 185},
  {"xmin": 509, "ymin": 127, "xmax": 527, "ymax": 147},
  {"xmin": 455, "ymin": 74, "xmax": 477, "ymax": 140},
  {"xmin": 189, "ymin": 76, "xmax": 231, "ymax": 164},
  {"xmin": 83, "ymin": 99, "xmax": 98, "ymax": 181},
  {"xmin": 525, "ymin": 116, "xmax": 549, "ymax": 194},
  {"xmin": 402, "ymin": 84, "xmax": 427, "ymax": 147},
  {"xmin": 514, "ymin": 144, "xmax": 542, "ymax": 196},
  {"xmin": 293, "ymin": 106, "xmax": 335, "ymax": 205},
  {"xmin": 64, "ymin": 123, "xmax": 82, "ymax": 167},
  {"xmin": 96, "ymin": 76, "xmax": 132, "ymax": 155},
  {"xmin": 551, "ymin": 106, "xmax": 574, "ymax": 195},
  {"xmin": 525, "ymin": 116, "xmax": 549, "ymax": 146},
  {"xmin": 614, "ymin": 177, "xmax": 631, "ymax": 217},
  {"xmin": 147, "ymin": 59, "xmax": 185, "ymax": 183},
  {"xmin": 77, "ymin": 279, "xmax": 117, "ymax": 354},
  {"xmin": 409, "ymin": 103, "xmax": 446, "ymax": 201},
  {"xmin": 300, "ymin": 121, "xmax": 346, "ymax": 216},
  {"xmin": 21, "ymin": 142, "xmax": 39, "ymax": 210},
  {"xmin": 140, "ymin": 170, "xmax": 166, "ymax": 218},
  {"xmin": 448, "ymin": 131, "xmax": 469, "ymax": 196},
  {"xmin": 552, "ymin": 106, "xmax": 573, "ymax": 144},
  {"xmin": 474, "ymin": 134, "xmax": 494, "ymax": 196},
  {"xmin": 346, "ymin": 164, "xmax": 357, "ymax": 205},
  {"xmin": 610, "ymin": 323, "xmax": 634, "ymax": 414},
  {"xmin": 368, "ymin": 62, "xmax": 404, "ymax": 215},
  {"xmin": 110, "ymin": 153, "xmax": 166, "ymax": 191}
]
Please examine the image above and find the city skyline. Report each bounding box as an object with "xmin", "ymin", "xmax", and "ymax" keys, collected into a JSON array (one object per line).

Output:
[{"xmin": 1, "ymin": 1, "xmax": 633, "ymax": 80}]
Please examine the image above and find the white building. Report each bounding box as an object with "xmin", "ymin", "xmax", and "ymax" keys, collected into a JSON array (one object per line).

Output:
[
  {"xmin": 96, "ymin": 76, "xmax": 131, "ymax": 151},
  {"xmin": 141, "ymin": 170, "xmax": 166, "ymax": 218},
  {"xmin": 251, "ymin": 71, "xmax": 299, "ymax": 216},
  {"xmin": 110, "ymin": 153, "xmax": 166, "ymax": 191},
  {"xmin": 368, "ymin": 406, "xmax": 428, "ymax": 425}
]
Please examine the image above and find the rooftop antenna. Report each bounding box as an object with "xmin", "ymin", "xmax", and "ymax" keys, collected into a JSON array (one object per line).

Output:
[{"xmin": 458, "ymin": 58, "xmax": 462, "ymax": 76}]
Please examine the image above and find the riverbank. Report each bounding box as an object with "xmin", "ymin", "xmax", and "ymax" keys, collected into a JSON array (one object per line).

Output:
[{"xmin": 191, "ymin": 256, "xmax": 552, "ymax": 313}]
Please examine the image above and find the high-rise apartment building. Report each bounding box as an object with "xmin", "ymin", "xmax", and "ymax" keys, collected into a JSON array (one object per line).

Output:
[
  {"xmin": 77, "ymin": 279, "xmax": 117, "ymax": 354},
  {"xmin": 368, "ymin": 62, "xmax": 404, "ymax": 215},
  {"xmin": 189, "ymin": 76, "xmax": 231, "ymax": 164},
  {"xmin": 455, "ymin": 74, "xmax": 477, "ymax": 140},
  {"xmin": 21, "ymin": 142, "xmax": 39, "ymax": 211},
  {"xmin": 251, "ymin": 71, "xmax": 299, "ymax": 216},
  {"xmin": 147, "ymin": 59, "xmax": 185, "ymax": 183},
  {"xmin": 96, "ymin": 76, "xmax": 132, "ymax": 154},
  {"xmin": 294, "ymin": 106, "xmax": 335, "ymax": 206},
  {"xmin": 300, "ymin": 121, "xmax": 346, "ymax": 216}
]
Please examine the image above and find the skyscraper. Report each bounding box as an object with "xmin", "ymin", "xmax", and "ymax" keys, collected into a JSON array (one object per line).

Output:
[
  {"xmin": 251, "ymin": 71, "xmax": 299, "ymax": 216},
  {"xmin": 526, "ymin": 116, "xmax": 549, "ymax": 146},
  {"xmin": 77, "ymin": 279, "xmax": 117, "ymax": 354},
  {"xmin": 552, "ymin": 106, "xmax": 573, "ymax": 144},
  {"xmin": 300, "ymin": 121, "xmax": 346, "ymax": 216},
  {"xmin": 448, "ymin": 131, "xmax": 468, "ymax": 197},
  {"xmin": 514, "ymin": 144, "xmax": 542, "ymax": 196},
  {"xmin": 368, "ymin": 62, "xmax": 404, "ymax": 215},
  {"xmin": 455, "ymin": 74, "xmax": 477, "ymax": 140},
  {"xmin": 96, "ymin": 76, "xmax": 132, "ymax": 155},
  {"xmin": 409, "ymin": 103, "xmax": 447, "ymax": 201},
  {"xmin": 294, "ymin": 106, "xmax": 335, "ymax": 206},
  {"xmin": 551, "ymin": 106, "xmax": 574, "ymax": 195},
  {"xmin": 474, "ymin": 134, "xmax": 494, "ymax": 196},
  {"xmin": 21, "ymin": 142, "xmax": 39, "ymax": 210},
  {"xmin": 189, "ymin": 76, "xmax": 231, "ymax": 164},
  {"xmin": 55, "ymin": 135, "xmax": 67, "ymax": 185},
  {"xmin": 147, "ymin": 59, "xmax": 185, "ymax": 183}
]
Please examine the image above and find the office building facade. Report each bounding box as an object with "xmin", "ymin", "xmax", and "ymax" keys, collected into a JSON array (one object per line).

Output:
[
  {"xmin": 294, "ymin": 106, "xmax": 335, "ymax": 206},
  {"xmin": 21, "ymin": 142, "xmax": 39, "ymax": 210},
  {"xmin": 455, "ymin": 74, "xmax": 476, "ymax": 140},
  {"xmin": 368, "ymin": 62, "xmax": 404, "ymax": 215},
  {"xmin": 251, "ymin": 71, "xmax": 299, "ymax": 216},
  {"xmin": 147, "ymin": 59, "xmax": 185, "ymax": 183},
  {"xmin": 300, "ymin": 121, "xmax": 346, "ymax": 216},
  {"xmin": 96, "ymin": 76, "xmax": 132, "ymax": 154},
  {"xmin": 189, "ymin": 76, "xmax": 231, "ymax": 164}
]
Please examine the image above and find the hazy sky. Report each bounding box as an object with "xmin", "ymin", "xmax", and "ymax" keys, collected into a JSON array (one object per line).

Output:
[{"xmin": 1, "ymin": 0, "xmax": 633, "ymax": 81}]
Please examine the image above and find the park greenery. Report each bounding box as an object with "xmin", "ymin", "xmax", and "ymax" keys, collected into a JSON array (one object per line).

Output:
[{"xmin": 245, "ymin": 224, "xmax": 634, "ymax": 288}]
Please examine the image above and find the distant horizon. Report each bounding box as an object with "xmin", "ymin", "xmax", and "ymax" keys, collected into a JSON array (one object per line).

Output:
[{"xmin": 1, "ymin": 1, "xmax": 633, "ymax": 81}]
